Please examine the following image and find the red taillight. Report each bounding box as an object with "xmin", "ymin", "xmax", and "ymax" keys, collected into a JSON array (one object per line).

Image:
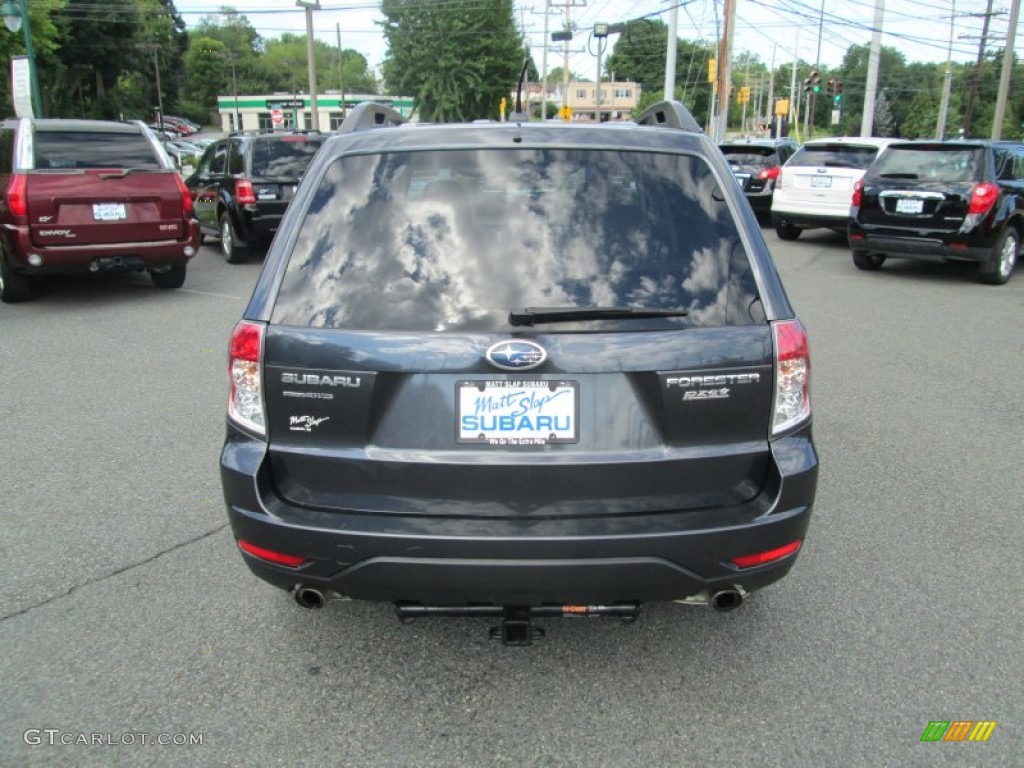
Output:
[
  {"xmin": 237, "ymin": 539, "xmax": 308, "ymax": 568},
  {"xmin": 174, "ymin": 174, "xmax": 194, "ymax": 217},
  {"xmin": 851, "ymin": 178, "xmax": 864, "ymax": 208},
  {"xmin": 758, "ymin": 166, "xmax": 780, "ymax": 181},
  {"xmin": 228, "ymin": 320, "xmax": 265, "ymax": 435},
  {"xmin": 967, "ymin": 182, "xmax": 998, "ymax": 215},
  {"xmin": 730, "ymin": 540, "xmax": 802, "ymax": 569},
  {"xmin": 5, "ymin": 174, "xmax": 28, "ymax": 216},
  {"xmin": 772, "ymin": 319, "xmax": 811, "ymax": 436},
  {"xmin": 235, "ymin": 179, "xmax": 257, "ymax": 206}
]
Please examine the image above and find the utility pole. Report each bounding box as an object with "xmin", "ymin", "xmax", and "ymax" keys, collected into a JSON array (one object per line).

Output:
[
  {"xmin": 715, "ymin": 0, "xmax": 736, "ymax": 141},
  {"xmin": 297, "ymin": 0, "xmax": 320, "ymax": 131},
  {"xmin": 962, "ymin": 0, "xmax": 994, "ymax": 137},
  {"xmin": 992, "ymin": 0, "xmax": 1021, "ymax": 138},
  {"xmin": 336, "ymin": 24, "xmax": 346, "ymax": 121},
  {"xmin": 790, "ymin": 30, "xmax": 799, "ymax": 140},
  {"xmin": 541, "ymin": 0, "xmax": 550, "ymax": 119},
  {"xmin": 664, "ymin": 2, "xmax": 678, "ymax": 99},
  {"xmin": 860, "ymin": 0, "xmax": 885, "ymax": 137},
  {"xmin": 767, "ymin": 43, "xmax": 776, "ymax": 136},
  {"xmin": 936, "ymin": 0, "xmax": 956, "ymax": 138}
]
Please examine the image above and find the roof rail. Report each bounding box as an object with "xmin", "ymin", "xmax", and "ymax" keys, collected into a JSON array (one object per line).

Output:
[
  {"xmin": 336, "ymin": 102, "xmax": 408, "ymax": 134},
  {"xmin": 635, "ymin": 100, "xmax": 703, "ymax": 133}
]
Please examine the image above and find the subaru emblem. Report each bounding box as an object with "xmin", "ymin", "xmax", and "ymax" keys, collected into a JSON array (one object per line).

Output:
[{"xmin": 485, "ymin": 340, "xmax": 547, "ymax": 371}]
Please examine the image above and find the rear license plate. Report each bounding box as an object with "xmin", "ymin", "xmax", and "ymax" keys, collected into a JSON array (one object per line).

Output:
[
  {"xmin": 457, "ymin": 380, "xmax": 579, "ymax": 445},
  {"xmin": 92, "ymin": 203, "xmax": 126, "ymax": 221},
  {"xmin": 896, "ymin": 198, "xmax": 924, "ymax": 214},
  {"xmin": 810, "ymin": 176, "xmax": 832, "ymax": 188}
]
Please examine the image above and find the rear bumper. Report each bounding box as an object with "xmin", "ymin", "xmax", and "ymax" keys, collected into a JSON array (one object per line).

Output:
[
  {"xmin": 771, "ymin": 210, "xmax": 847, "ymax": 231},
  {"xmin": 848, "ymin": 225, "xmax": 997, "ymax": 263},
  {"xmin": 2, "ymin": 220, "xmax": 200, "ymax": 273},
  {"xmin": 221, "ymin": 430, "xmax": 818, "ymax": 606}
]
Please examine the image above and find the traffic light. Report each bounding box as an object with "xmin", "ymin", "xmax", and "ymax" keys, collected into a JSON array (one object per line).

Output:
[
  {"xmin": 802, "ymin": 69, "xmax": 821, "ymax": 94},
  {"xmin": 826, "ymin": 79, "xmax": 836, "ymax": 97},
  {"xmin": 736, "ymin": 86, "xmax": 751, "ymax": 105},
  {"xmin": 708, "ymin": 58, "xmax": 717, "ymax": 84}
]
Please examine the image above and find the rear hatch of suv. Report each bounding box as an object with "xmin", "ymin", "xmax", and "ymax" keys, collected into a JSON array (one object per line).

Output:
[
  {"xmin": 721, "ymin": 144, "xmax": 778, "ymax": 194},
  {"xmin": 775, "ymin": 141, "xmax": 886, "ymax": 215},
  {"xmin": 855, "ymin": 142, "xmax": 985, "ymax": 233},
  {"xmin": 247, "ymin": 135, "xmax": 324, "ymax": 211},
  {"xmin": 26, "ymin": 126, "xmax": 189, "ymax": 247},
  {"xmin": 249, "ymin": 145, "xmax": 791, "ymax": 521}
]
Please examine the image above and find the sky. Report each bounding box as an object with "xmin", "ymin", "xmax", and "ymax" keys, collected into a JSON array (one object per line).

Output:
[{"xmin": 173, "ymin": 0, "xmax": 1020, "ymax": 83}]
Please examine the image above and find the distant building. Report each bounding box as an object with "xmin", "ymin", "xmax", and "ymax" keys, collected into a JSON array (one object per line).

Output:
[
  {"xmin": 214, "ymin": 93, "xmax": 415, "ymax": 133},
  {"xmin": 514, "ymin": 80, "xmax": 641, "ymax": 121}
]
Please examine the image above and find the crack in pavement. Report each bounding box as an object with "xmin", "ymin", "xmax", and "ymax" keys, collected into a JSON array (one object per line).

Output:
[{"xmin": 0, "ymin": 523, "xmax": 231, "ymax": 623}]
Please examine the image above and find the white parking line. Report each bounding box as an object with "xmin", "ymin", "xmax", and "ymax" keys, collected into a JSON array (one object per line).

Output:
[{"xmin": 180, "ymin": 289, "xmax": 244, "ymax": 300}]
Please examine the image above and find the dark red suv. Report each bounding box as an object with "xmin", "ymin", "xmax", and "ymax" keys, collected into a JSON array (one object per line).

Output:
[{"xmin": 0, "ymin": 118, "xmax": 201, "ymax": 303}]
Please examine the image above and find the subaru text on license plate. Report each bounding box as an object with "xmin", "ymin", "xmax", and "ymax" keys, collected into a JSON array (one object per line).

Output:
[{"xmin": 456, "ymin": 380, "xmax": 579, "ymax": 445}]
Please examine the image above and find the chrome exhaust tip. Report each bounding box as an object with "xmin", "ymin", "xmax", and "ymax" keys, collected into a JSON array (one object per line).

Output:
[
  {"xmin": 293, "ymin": 586, "xmax": 327, "ymax": 609},
  {"xmin": 709, "ymin": 589, "xmax": 744, "ymax": 612}
]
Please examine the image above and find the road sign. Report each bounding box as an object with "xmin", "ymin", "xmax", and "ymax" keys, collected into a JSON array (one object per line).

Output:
[
  {"xmin": 271, "ymin": 109, "xmax": 284, "ymax": 126},
  {"xmin": 558, "ymin": 105, "xmax": 572, "ymax": 121}
]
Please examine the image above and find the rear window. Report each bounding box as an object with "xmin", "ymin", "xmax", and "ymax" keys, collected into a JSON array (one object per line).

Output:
[
  {"xmin": 271, "ymin": 148, "xmax": 760, "ymax": 331},
  {"xmin": 720, "ymin": 146, "xmax": 775, "ymax": 166},
  {"xmin": 871, "ymin": 146, "xmax": 984, "ymax": 182},
  {"xmin": 788, "ymin": 144, "xmax": 880, "ymax": 169},
  {"xmin": 250, "ymin": 137, "xmax": 325, "ymax": 177},
  {"xmin": 34, "ymin": 130, "xmax": 161, "ymax": 170}
]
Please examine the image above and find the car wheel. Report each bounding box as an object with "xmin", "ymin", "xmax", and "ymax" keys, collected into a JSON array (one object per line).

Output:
[
  {"xmin": 775, "ymin": 221, "xmax": 801, "ymax": 240},
  {"xmin": 852, "ymin": 251, "xmax": 886, "ymax": 271},
  {"xmin": 977, "ymin": 228, "xmax": 1018, "ymax": 285},
  {"xmin": 150, "ymin": 264, "xmax": 187, "ymax": 290},
  {"xmin": 220, "ymin": 214, "xmax": 248, "ymax": 264},
  {"xmin": 0, "ymin": 256, "xmax": 32, "ymax": 303}
]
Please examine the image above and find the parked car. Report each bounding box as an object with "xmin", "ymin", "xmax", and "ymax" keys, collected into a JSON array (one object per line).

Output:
[
  {"xmin": 848, "ymin": 139, "xmax": 1023, "ymax": 284},
  {"xmin": 771, "ymin": 136, "xmax": 894, "ymax": 240},
  {"xmin": 185, "ymin": 131, "xmax": 326, "ymax": 263},
  {"xmin": 0, "ymin": 118, "xmax": 200, "ymax": 303},
  {"xmin": 220, "ymin": 101, "xmax": 818, "ymax": 642},
  {"xmin": 719, "ymin": 137, "xmax": 799, "ymax": 222}
]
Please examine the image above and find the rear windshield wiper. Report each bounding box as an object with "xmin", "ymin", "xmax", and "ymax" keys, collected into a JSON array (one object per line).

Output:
[{"xmin": 509, "ymin": 306, "xmax": 689, "ymax": 326}]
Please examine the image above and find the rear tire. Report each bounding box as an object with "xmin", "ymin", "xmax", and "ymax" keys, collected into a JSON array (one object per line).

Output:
[
  {"xmin": 150, "ymin": 264, "xmax": 187, "ymax": 290},
  {"xmin": 220, "ymin": 214, "xmax": 248, "ymax": 264},
  {"xmin": 852, "ymin": 251, "xmax": 886, "ymax": 271},
  {"xmin": 775, "ymin": 221, "xmax": 801, "ymax": 241},
  {"xmin": 0, "ymin": 256, "xmax": 32, "ymax": 303},
  {"xmin": 977, "ymin": 228, "xmax": 1018, "ymax": 285}
]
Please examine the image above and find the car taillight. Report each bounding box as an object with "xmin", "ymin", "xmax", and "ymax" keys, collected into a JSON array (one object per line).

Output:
[
  {"xmin": 228, "ymin": 320, "xmax": 265, "ymax": 436},
  {"xmin": 758, "ymin": 166, "xmax": 780, "ymax": 181},
  {"xmin": 235, "ymin": 179, "xmax": 257, "ymax": 206},
  {"xmin": 771, "ymin": 319, "xmax": 811, "ymax": 436},
  {"xmin": 967, "ymin": 182, "xmax": 998, "ymax": 215},
  {"xmin": 174, "ymin": 174, "xmax": 194, "ymax": 217},
  {"xmin": 5, "ymin": 174, "xmax": 28, "ymax": 216},
  {"xmin": 851, "ymin": 178, "xmax": 864, "ymax": 208}
]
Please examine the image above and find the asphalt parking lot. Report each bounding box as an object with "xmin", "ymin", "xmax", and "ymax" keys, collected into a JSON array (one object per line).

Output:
[{"xmin": 1, "ymin": 229, "xmax": 1020, "ymax": 766}]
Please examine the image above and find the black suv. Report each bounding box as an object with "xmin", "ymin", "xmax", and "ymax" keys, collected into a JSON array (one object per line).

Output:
[
  {"xmin": 221, "ymin": 102, "xmax": 818, "ymax": 641},
  {"xmin": 849, "ymin": 140, "xmax": 1024, "ymax": 284},
  {"xmin": 186, "ymin": 131, "xmax": 325, "ymax": 263},
  {"xmin": 719, "ymin": 137, "xmax": 799, "ymax": 222}
]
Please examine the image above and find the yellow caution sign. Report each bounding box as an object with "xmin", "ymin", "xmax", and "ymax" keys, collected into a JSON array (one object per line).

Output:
[
  {"xmin": 558, "ymin": 105, "xmax": 572, "ymax": 121},
  {"xmin": 500, "ymin": 97, "xmax": 507, "ymax": 120}
]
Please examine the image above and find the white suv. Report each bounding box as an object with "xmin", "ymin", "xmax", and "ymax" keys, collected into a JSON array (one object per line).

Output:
[{"xmin": 771, "ymin": 136, "xmax": 894, "ymax": 240}]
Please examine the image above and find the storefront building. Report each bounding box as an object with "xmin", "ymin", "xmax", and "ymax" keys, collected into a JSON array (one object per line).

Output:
[{"xmin": 214, "ymin": 93, "xmax": 416, "ymax": 133}]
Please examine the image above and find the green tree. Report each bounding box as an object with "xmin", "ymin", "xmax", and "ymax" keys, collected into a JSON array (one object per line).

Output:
[
  {"xmin": 380, "ymin": 0, "xmax": 524, "ymax": 121},
  {"xmin": 900, "ymin": 90, "xmax": 937, "ymax": 138},
  {"xmin": 0, "ymin": 0, "xmax": 64, "ymax": 116}
]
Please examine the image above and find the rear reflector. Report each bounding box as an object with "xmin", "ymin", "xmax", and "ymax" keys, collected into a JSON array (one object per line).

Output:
[
  {"xmin": 731, "ymin": 540, "xmax": 802, "ymax": 568},
  {"xmin": 228, "ymin": 320, "xmax": 266, "ymax": 436},
  {"xmin": 237, "ymin": 539, "xmax": 308, "ymax": 568},
  {"xmin": 771, "ymin": 319, "xmax": 811, "ymax": 435}
]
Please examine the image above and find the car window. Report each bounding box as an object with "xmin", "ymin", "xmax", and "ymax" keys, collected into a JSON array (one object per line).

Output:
[
  {"xmin": 210, "ymin": 143, "xmax": 228, "ymax": 176},
  {"xmin": 994, "ymin": 149, "xmax": 1015, "ymax": 181},
  {"xmin": 787, "ymin": 144, "xmax": 880, "ymax": 169},
  {"xmin": 0, "ymin": 126, "xmax": 13, "ymax": 174},
  {"xmin": 872, "ymin": 146, "xmax": 984, "ymax": 182},
  {"xmin": 1016, "ymin": 149, "xmax": 1024, "ymax": 181},
  {"xmin": 228, "ymin": 141, "xmax": 245, "ymax": 175},
  {"xmin": 250, "ymin": 136, "xmax": 324, "ymax": 177},
  {"xmin": 33, "ymin": 130, "xmax": 162, "ymax": 170},
  {"xmin": 271, "ymin": 148, "xmax": 759, "ymax": 331},
  {"xmin": 720, "ymin": 147, "xmax": 775, "ymax": 166}
]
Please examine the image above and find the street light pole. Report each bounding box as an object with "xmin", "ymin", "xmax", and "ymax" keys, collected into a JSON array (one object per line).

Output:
[{"xmin": 1, "ymin": 0, "xmax": 44, "ymax": 117}]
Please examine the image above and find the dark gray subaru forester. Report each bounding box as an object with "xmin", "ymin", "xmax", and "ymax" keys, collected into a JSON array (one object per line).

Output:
[{"xmin": 221, "ymin": 101, "xmax": 817, "ymax": 642}]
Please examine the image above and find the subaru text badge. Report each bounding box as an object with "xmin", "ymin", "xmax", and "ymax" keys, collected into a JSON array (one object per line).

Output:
[{"xmin": 485, "ymin": 341, "xmax": 547, "ymax": 371}]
